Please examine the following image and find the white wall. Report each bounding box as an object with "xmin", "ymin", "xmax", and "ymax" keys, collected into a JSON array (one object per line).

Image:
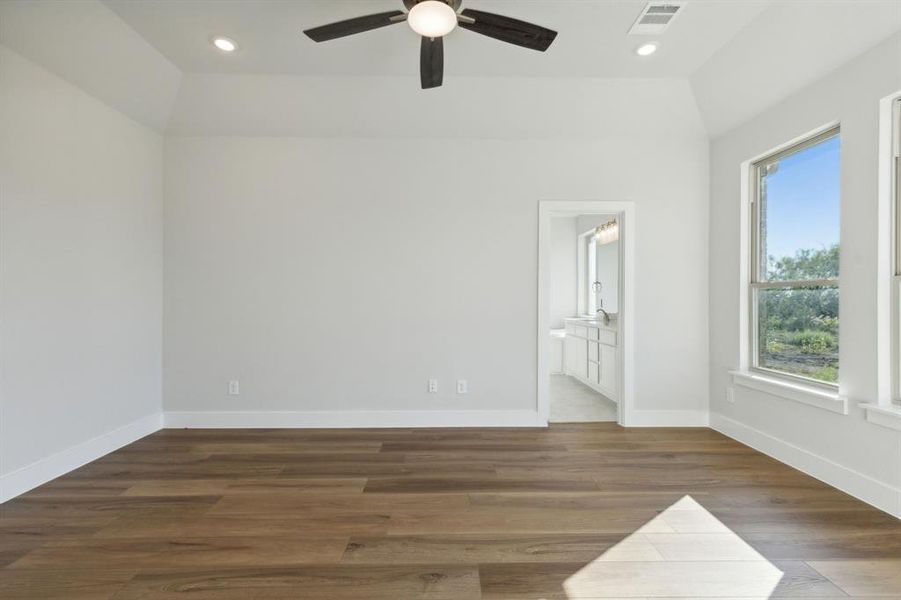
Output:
[
  {"xmin": 708, "ymin": 34, "xmax": 901, "ymax": 515},
  {"xmin": 550, "ymin": 216, "xmax": 577, "ymax": 329},
  {"xmin": 576, "ymin": 215, "xmax": 606, "ymax": 235},
  {"xmin": 0, "ymin": 47, "xmax": 164, "ymax": 495},
  {"xmin": 164, "ymin": 135, "xmax": 709, "ymax": 420},
  {"xmin": 166, "ymin": 75, "xmax": 706, "ymax": 140}
]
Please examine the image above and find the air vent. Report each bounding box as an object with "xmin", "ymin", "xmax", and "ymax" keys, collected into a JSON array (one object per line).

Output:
[{"xmin": 628, "ymin": 2, "xmax": 686, "ymax": 35}]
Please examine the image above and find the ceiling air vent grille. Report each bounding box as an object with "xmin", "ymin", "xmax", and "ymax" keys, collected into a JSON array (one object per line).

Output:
[{"xmin": 628, "ymin": 2, "xmax": 686, "ymax": 35}]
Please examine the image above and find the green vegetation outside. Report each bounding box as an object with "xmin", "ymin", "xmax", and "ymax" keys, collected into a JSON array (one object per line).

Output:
[{"xmin": 758, "ymin": 244, "xmax": 839, "ymax": 383}]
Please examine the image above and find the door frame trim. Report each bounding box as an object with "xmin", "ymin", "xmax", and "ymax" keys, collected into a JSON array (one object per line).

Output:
[{"xmin": 537, "ymin": 201, "xmax": 636, "ymax": 426}]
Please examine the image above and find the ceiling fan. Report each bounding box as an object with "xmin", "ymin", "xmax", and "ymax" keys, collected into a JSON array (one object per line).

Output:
[{"xmin": 303, "ymin": 0, "xmax": 557, "ymax": 89}]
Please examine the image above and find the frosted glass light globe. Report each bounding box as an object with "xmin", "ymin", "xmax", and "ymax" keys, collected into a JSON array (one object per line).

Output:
[{"xmin": 408, "ymin": 1, "xmax": 457, "ymax": 38}]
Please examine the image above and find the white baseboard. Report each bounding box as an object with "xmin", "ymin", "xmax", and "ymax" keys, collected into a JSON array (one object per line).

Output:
[
  {"xmin": 626, "ymin": 409, "xmax": 710, "ymax": 427},
  {"xmin": 164, "ymin": 409, "xmax": 546, "ymax": 429},
  {"xmin": 710, "ymin": 413, "xmax": 901, "ymax": 519},
  {"xmin": 0, "ymin": 412, "xmax": 163, "ymax": 503}
]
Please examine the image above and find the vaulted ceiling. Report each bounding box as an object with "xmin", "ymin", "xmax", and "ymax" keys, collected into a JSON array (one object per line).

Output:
[
  {"xmin": 2, "ymin": 0, "xmax": 899, "ymax": 137},
  {"xmin": 103, "ymin": 0, "xmax": 770, "ymax": 78}
]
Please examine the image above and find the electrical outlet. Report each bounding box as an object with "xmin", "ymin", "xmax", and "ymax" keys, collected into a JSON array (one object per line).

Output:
[
  {"xmin": 428, "ymin": 379, "xmax": 438, "ymax": 393},
  {"xmin": 457, "ymin": 379, "xmax": 468, "ymax": 394},
  {"xmin": 228, "ymin": 380, "xmax": 240, "ymax": 396},
  {"xmin": 725, "ymin": 386, "xmax": 735, "ymax": 404}
]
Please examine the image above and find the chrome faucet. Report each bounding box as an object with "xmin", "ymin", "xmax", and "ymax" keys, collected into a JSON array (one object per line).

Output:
[{"xmin": 596, "ymin": 307, "xmax": 611, "ymax": 325}]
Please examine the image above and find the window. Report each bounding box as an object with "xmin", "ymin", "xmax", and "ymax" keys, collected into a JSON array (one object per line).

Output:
[
  {"xmin": 580, "ymin": 230, "xmax": 602, "ymax": 316},
  {"xmin": 893, "ymin": 99, "xmax": 901, "ymax": 404},
  {"xmin": 750, "ymin": 127, "xmax": 841, "ymax": 387},
  {"xmin": 586, "ymin": 234, "xmax": 598, "ymax": 316}
]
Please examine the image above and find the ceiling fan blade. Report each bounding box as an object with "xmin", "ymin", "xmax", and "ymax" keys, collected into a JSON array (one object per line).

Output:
[
  {"xmin": 420, "ymin": 36, "xmax": 444, "ymax": 89},
  {"xmin": 304, "ymin": 10, "xmax": 405, "ymax": 42},
  {"xmin": 458, "ymin": 9, "xmax": 557, "ymax": 52}
]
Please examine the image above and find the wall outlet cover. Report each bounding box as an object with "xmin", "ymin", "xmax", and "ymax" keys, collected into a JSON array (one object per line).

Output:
[{"xmin": 457, "ymin": 379, "xmax": 468, "ymax": 394}]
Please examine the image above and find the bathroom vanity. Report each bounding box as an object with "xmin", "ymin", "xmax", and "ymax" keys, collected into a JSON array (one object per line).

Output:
[{"xmin": 562, "ymin": 318, "xmax": 618, "ymax": 400}]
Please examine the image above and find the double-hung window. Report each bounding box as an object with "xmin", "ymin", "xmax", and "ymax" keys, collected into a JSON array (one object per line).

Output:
[
  {"xmin": 893, "ymin": 99, "xmax": 901, "ymax": 405},
  {"xmin": 749, "ymin": 127, "xmax": 841, "ymax": 387}
]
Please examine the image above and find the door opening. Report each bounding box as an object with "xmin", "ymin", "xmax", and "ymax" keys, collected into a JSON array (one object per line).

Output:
[{"xmin": 538, "ymin": 201, "xmax": 635, "ymax": 426}]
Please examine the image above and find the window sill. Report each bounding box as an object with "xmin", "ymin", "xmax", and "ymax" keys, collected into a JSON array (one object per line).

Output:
[
  {"xmin": 730, "ymin": 370, "xmax": 848, "ymax": 415},
  {"xmin": 859, "ymin": 403, "xmax": 901, "ymax": 432}
]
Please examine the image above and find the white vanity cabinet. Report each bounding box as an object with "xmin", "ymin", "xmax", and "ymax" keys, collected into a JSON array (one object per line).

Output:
[
  {"xmin": 563, "ymin": 334, "xmax": 587, "ymax": 380},
  {"xmin": 563, "ymin": 319, "xmax": 618, "ymax": 400},
  {"xmin": 599, "ymin": 343, "xmax": 617, "ymax": 395}
]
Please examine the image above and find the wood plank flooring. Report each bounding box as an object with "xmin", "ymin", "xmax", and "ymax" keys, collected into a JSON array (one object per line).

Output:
[{"xmin": 1, "ymin": 423, "xmax": 900, "ymax": 598}]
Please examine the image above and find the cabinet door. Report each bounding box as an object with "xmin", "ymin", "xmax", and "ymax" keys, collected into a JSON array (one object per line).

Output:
[
  {"xmin": 575, "ymin": 339, "xmax": 589, "ymax": 380},
  {"xmin": 588, "ymin": 342, "xmax": 599, "ymax": 362},
  {"xmin": 564, "ymin": 336, "xmax": 579, "ymax": 375},
  {"xmin": 599, "ymin": 344, "xmax": 617, "ymax": 395},
  {"xmin": 588, "ymin": 361, "xmax": 599, "ymax": 385}
]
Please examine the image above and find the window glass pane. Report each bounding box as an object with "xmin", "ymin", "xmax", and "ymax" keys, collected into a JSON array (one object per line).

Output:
[
  {"xmin": 759, "ymin": 134, "xmax": 840, "ymax": 281},
  {"xmin": 896, "ymin": 101, "xmax": 901, "ymax": 276},
  {"xmin": 757, "ymin": 286, "xmax": 839, "ymax": 383}
]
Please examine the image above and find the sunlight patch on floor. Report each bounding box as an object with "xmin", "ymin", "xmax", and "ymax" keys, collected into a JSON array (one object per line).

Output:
[{"xmin": 563, "ymin": 495, "xmax": 784, "ymax": 598}]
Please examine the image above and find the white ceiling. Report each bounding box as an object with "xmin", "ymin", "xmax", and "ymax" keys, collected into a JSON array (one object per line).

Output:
[
  {"xmin": 0, "ymin": 0, "xmax": 181, "ymax": 131},
  {"xmin": 2, "ymin": 0, "xmax": 899, "ymax": 137},
  {"xmin": 103, "ymin": 0, "xmax": 772, "ymax": 78},
  {"xmin": 692, "ymin": 0, "xmax": 901, "ymax": 136}
]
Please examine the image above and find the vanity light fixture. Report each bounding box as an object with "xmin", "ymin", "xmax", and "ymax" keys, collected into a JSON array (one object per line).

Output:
[
  {"xmin": 212, "ymin": 36, "xmax": 238, "ymax": 52},
  {"xmin": 594, "ymin": 219, "xmax": 619, "ymax": 245}
]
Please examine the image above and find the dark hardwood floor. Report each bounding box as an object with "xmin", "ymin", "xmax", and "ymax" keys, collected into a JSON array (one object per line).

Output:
[{"xmin": 1, "ymin": 423, "xmax": 900, "ymax": 598}]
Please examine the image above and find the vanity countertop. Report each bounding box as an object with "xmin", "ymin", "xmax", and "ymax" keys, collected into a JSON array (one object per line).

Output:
[{"xmin": 563, "ymin": 317, "xmax": 618, "ymax": 332}]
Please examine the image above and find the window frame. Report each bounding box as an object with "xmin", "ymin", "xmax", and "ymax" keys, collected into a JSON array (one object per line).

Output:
[
  {"xmin": 892, "ymin": 98, "xmax": 901, "ymax": 405},
  {"xmin": 576, "ymin": 228, "xmax": 594, "ymax": 317},
  {"xmin": 748, "ymin": 126, "xmax": 841, "ymax": 390}
]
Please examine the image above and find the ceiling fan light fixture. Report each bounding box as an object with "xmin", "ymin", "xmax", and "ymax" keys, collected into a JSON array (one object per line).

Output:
[
  {"xmin": 408, "ymin": 1, "xmax": 457, "ymax": 37},
  {"xmin": 303, "ymin": 1, "xmax": 558, "ymax": 89}
]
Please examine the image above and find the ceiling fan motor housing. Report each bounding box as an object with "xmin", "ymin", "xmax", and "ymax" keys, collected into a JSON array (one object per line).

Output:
[{"xmin": 403, "ymin": 0, "xmax": 462, "ymax": 11}]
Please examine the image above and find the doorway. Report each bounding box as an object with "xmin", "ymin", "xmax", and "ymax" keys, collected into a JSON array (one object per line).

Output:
[{"xmin": 537, "ymin": 201, "xmax": 636, "ymax": 426}]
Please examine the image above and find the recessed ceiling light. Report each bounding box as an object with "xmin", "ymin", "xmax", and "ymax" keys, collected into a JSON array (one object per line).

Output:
[
  {"xmin": 212, "ymin": 36, "xmax": 238, "ymax": 53},
  {"xmin": 635, "ymin": 42, "xmax": 658, "ymax": 56}
]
